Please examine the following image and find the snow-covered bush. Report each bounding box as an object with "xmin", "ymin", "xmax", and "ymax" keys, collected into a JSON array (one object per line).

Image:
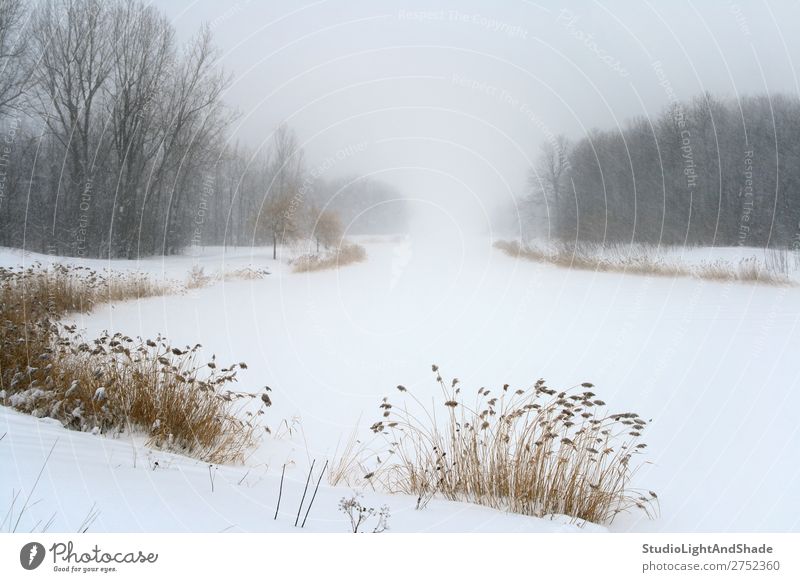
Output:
[
  {"xmin": 292, "ymin": 242, "xmax": 367, "ymax": 273},
  {"xmin": 494, "ymin": 239, "xmax": 795, "ymax": 285},
  {"xmin": 186, "ymin": 265, "xmax": 213, "ymax": 289},
  {"xmin": 695, "ymin": 256, "xmax": 792, "ymax": 285},
  {"xmin": 186, "ymin": 265, "xmax": 270, "ymax": 289}
]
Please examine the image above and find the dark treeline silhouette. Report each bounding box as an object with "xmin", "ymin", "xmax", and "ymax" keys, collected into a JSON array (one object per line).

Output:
[
  {"xmin": 0, "ymin": 0, "xmax": 406, "ymax": 259},
  {"xmin": 524, "ymin": 93, "xmax": 800, "ymax": 249}
]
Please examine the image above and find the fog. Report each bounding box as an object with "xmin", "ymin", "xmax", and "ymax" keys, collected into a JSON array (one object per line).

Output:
[
  {"xmin": 4, "ymin": 0, "xmax": 800, "ymax": 540},
  {"xmin": 154, "ymin": 0, "xmax": 800, "ymax": 235}
]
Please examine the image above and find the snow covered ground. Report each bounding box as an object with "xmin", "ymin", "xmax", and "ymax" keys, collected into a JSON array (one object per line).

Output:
[
  {"xmin": 0, "ymin": 407, "xmax": 597, "ymax": 533},
  {"xmin": 2, "ymin": 233, "xmax": 799, "ymax": 532}
]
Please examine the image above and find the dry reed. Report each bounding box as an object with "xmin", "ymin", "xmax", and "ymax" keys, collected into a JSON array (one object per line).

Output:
[
  {"xmin": 292, "ymin": 243, "xmax": 367, "ymax": 273},
  {"xmin": 494, "ymin": 239, "xmax": 794, "ymax": 285},
  {"xmin": 364, "ymin": 366, "xmax": 658, "ymax": 524},
  {"xmin": 1, "ymin": 264, "xmax": 265, "ymax": 463}
]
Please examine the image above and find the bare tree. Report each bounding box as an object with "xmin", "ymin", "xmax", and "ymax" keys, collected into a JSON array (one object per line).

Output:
[
  {"xmin": 0, "ymin": 0, "xmax": 241, "ymax": 258},
  {"xmin": 158, "ymin": 24, "xmax": 232, "ymax": 256},
  {"xmin": 312, "ymin": 207, "xmax": 343, "ymax": 253},
  {"xmin": 258, "ymin": 124, "xmax": 304, "ymax": 259},
  {"xmin": 106, "ymin": 0, "xmax": 174, "ymax": 257},
  {"xmin": 28, "ymin": 0, "xmax": 113, "ymax": 249},
  {"xmin": 0, "ymin": 0, "xmax": 30, "ymax": 115},
  {"xmin": 525, "ymin": 135, "xmax": 570, "ymax": 239}
]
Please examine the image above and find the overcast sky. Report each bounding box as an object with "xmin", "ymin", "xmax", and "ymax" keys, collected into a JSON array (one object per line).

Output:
[{"xmin": 154, "ymin": 0, "xmax": 800, "ymax": 233}]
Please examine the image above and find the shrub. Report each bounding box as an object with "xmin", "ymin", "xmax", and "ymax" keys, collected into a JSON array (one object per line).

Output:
[
  {"xmin": 695, "ymin": 257, "xmax": 792, "ymax": 285},
  {"xmin": 494, "ymin": 240, "xmax": 688, "ymax": 277},
  {"xmin": 365, "ymin": 366, "xmax": 658, "ymax": 525},
  {"xmin": 186, "ymin": 265, "xmax": 213, "ymax": 289},
  {"xmin": 0, "ymin": 264, "xmax": 169, "ymax": 316},
  {"xmin": 1, "ymin": 265, "xmax": 265, "ymax": 463},
  {"xmin": 220, "ymin": 267, "xmax": 270, "ymax": 281},
  {"xmin": 292, "ymin": 242, "xmax": 367, "ymax": 273},
  {"xmin": 494, "ymin": 239, "xmax": 795, "ymax": 285},
  {"xmin": 338, "ymin": 493, "xmax": 390, "ymax": 533}
]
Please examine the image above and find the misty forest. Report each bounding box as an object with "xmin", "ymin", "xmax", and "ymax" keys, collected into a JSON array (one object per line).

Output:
[{"xmin": 1, "ymin": 0, "xmax": 799, "ymax": 539}]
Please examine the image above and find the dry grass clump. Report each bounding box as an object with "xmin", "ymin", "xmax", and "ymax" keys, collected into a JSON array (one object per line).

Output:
[
  {"xmin": 695, "ymin": 257, "xmax": 793, "ymax": 285},
  {"xmin": 186, "ymin": 265, "xmax": 214, "ymax": 289},
  {"xmin": 292, "ymin": 243, "xmax": 367, "ymax": 273},
  {"xmin": 1, "ymin": 264, "xmax": 265, "ymax": 463},
  {"xmin": 328, "ymin": 426, "xmax": 372, "ymax": 487},
  {"xmin": 186, "ymin": 265, "xmax": 270, "ymax": 289},
  {"xmin": 1, "ymin": 264, "xmax": 169, "ymax": 410},
  {"xmin": 494, "ymin": 239, "xmax": 795, "ymax": 285},
  {"xmin": 4, "ymin": 329, "xmax": 265, "ymax": 463},
  {"xmin": 364, "ymin": 366, "xmax": 658, "ymax": 524},
  {"xmin": 0, "ymin": 264, "xmax": 169, "ymax": 315},
  {"xmin": 494, "ymin": 240, "xmax": 689, "ymax": 278},
  {"xmin": 220, "ymin": 267, "xmax": 270, "ymax": 281}
]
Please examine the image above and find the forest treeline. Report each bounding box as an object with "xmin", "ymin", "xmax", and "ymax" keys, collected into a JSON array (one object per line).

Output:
[
  {"xmin": 523, "ymin": 93, "xmax": 800, "ymax": 249},
  {"xmin": 0, "ymin": 0, "xmax": 407, "ymax": 259}
]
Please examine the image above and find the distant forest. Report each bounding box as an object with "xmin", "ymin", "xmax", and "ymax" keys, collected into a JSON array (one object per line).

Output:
[
  {"xmin": 0, "ymin": 0, "xmax": 407, "ymax": 259},
  {"xmin": 523, "ymin": 93, "xmax": 800, "ymax": 249}
]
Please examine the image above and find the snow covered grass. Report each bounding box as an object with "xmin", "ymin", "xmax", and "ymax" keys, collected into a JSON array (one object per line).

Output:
[
  {"xmin": 3, "ymin": 236, "xmax": 799, "ymax": 532},
  {"xmin": 494, "ymin": 239, "xmax": 796, "ymax": 285},
  {"xmin": 1, "ymin": 264, "xmax": 266, "ymax": 463},
  {"xmin": 694, "ymin": 257, "xmax": 791, "ymax": 285},
  {"xmin": 29, "ymin": 330, "xmax": 264, "ymax": 463},
  {"xmin": 220, "ymin": 266, "xmax": 272, "ymax": 281},
  {"xmin": 494, "ymin": 240, "xmax": 689, "ymax": 278},
  {"xmin": 1, "ymin": 407, "xmax": 600, "ymax": 533},
  {"xmin": 364, "ymin": 366, "xmax": 657, "ymax": 524},
  {"xmin": 0, "ymin": 263, "xmax": 171, "ymax": 316},
  {"xmin": 186, "ymin": 265, "xmax": 270, "ymax": 289},
  {"xmin": 292, "ymin": 242, "xmax": 367, "ymax": 273}
]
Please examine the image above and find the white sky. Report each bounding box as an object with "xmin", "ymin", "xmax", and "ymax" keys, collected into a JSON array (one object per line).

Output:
[{"xmin": 153, "ymin": 0, "xmax": 800, "ymax": 233}]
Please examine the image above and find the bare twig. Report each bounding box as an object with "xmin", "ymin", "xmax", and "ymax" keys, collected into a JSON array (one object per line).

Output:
[
  {"xmin": 208, "ymin": 464, "xmax": 216, "ymax": 493},
  {"xmin": 1, "ymin": 490, "xmax": 21, "ymax": 531},
  {"xmin": 77, "ymin": 503, "xmax": 101, "ymax": 533},
  {"xmin": 41, "ymin": 512, "xmax": 57, "ymax": 533},
  {"xmin": 13, "ymin": 438, "xmax": 58, "ymax": 533},
  {"xmin": 294, "ymin": 459, "xmax": 315, "ymax": 527},
  {"xmin": 274, "ymin": 464, "xmax": 285, "ymax": 520},
  {"xmin": 301, "ymin": 459, "xmax": 328, "ymax": 528}
]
